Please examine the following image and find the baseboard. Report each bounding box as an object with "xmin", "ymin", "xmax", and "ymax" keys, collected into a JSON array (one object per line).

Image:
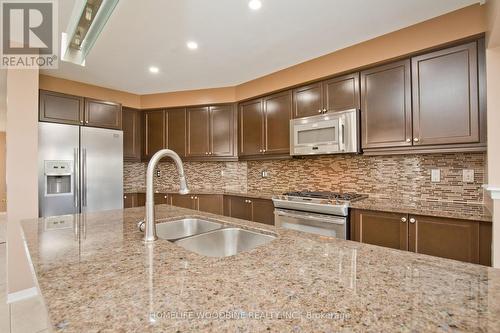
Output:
[{"xmin": 7, "ymin": 287, "xmax": 38, "ymax": 304}]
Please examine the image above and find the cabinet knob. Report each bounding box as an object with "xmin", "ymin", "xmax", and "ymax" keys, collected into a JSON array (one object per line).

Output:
[
  {"xmin": 413, "ymin": 138, "xmax": 419, "ymax": 142},
  {"xmin": 190, "ymin": 196, "xmax": 194, "ymax": 199},
  {"xmin": 205, "ymin": 152, "xmax": 209, "ymax": 155},
  {"xmin": 124, "ymin": 195, "xmax": 127, "ymax": 199},
  {"xmin": 80, "ymin": 120, "xmax": 84, "ymax": 124},
  {"xmin": 406, "ymin": 138, "xmax": 411, "ymax": 143},
  {"xmin": 409, "ymin": 218, "xmax": 416, "ymax": 224},
  {"xmin": 164, "ymin": 195, "xmax": 167, "ymax": 199},
  {"xmin": 318, "ymin": 109, "xmax": 322, "ymax": 113},
  {"xmin": 401, "ymin": 217, "xmax": 407, "ymax": 223},
  {"xmin": 323, "ymin": 108, "xmax": 327, "ymax": 113},
  {"xmin": 85, "ymin": 120, "xmax": 89, "ymax": 124},
  {"xmin": 262, "ymin": 149, "xmax": 266, "ymax": 153},
  {"xmin": 209, "ymin": 152, "xmax": 213, "ymax": 155},
  {"xmin": 259, "ymin": 149, "xmax": 263, "ymax": 153}
]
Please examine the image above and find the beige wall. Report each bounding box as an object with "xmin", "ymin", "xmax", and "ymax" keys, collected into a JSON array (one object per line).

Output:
[
  {"xmin": 39, "ymin": 74, "xmax": 141, "ymax": 108},
  {"xmin": 6, "ymin": 68, "xmax": 39, "ymax": 293},
  {"xmin": 42, "ymin": 4, "xmax": 487, "ymax": 109}
]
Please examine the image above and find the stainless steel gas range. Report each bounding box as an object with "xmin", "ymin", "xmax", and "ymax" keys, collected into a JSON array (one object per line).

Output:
[{"xmin": 272, "ymin": 191, "xmax": 367, "ymax": 239}]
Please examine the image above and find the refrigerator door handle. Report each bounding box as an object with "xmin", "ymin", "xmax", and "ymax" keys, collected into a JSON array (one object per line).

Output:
[
  {"xmin": 82, "ymin": 148, "xmax": 87, "ymax": 208},
  {"xmin": 74, "ymin": 148, "xmax": 79, "ymax": 208}
]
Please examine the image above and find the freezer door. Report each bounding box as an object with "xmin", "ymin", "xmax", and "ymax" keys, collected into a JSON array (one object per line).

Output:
[
  {"xmin": 38, "ymin": 122, "xmax": 80, "ymax": 217},
  {"xmin": 80, "ymin": 127, "xmax": 123, "ymax": 213}
]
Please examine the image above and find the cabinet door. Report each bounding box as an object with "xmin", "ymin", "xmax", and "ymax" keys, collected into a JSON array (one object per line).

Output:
[
  {"xmin": 408, "ymin": 215, "xmax": 479, "ymax": 264},
  {"xmin": 412, "ymin": 42, "xmax": 479, "ymax": 145},
  {"xmin": 84, "ymin": 98, "xmax": 122, "ymax": 129},
  {"xmin": 123, "ymin": 194, "xmax": 136, "ymax": 208},
  {"xmin": 251, "ymin": 199, "xmax": 275, "ymax": 225},
  {"xmin": 263, "ymin": 91, "xmax": 292, "ymax": 155},
  {"xmin": 360, "ymin": 60, "xmax": 412, "ymax": 149},
  {"xmin": 351, "ymin": 209, "xmax": 408, "ymax": 250},
  {"xmin": 171, "ymin": 194, "xmax": 195, "ymax": 209},
  {"xmin": 239, "ymin": 99, "xmax": 263, "ymax": 156},
  {"xmin": 143, "ymin": 110, "xmax": 166, "ymax": 160},
  {"xmin": 197, "ymin": 194, "xmax": 223, "ymax": 215},
  {"xmin": 292, "ymin": 83, "xmax": 323, "ymax": 118},
  {"xmin": 227, "ymin": 196, "xmax": 252, "ymax": 220},
  {"xmin": 122, "ymin": 107, "xmax": 142, "ymax": 161},
  {"xmin": 136, "ymin": 193, "xmax": 146, "ymax": 207},
  {"xmin": 479, "ymin": 222, "xmax": 492, "ymax": 266},
  {"xmin": 323, "ymin": 73, "xmax": 360, "ymax": 112},
  {"xmin": 39, "ymin": 90, "xmax": 84, "ymax": 125},
  {"xmin": 210, "ymin": 105, "xmax": 235, "ymax": 157},
  {"xmin": 154, "ymin": 193, "xmax": 170, "ymax": 205},
  {"xmin": 167, "ymin": 108, "xmax": 186, "ymax": 157},
  {"xmin": 187, "ymin": 107, "xmax": 210, "ymax": 157}
]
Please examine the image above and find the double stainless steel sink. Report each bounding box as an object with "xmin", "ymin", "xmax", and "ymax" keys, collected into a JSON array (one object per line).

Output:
[{"xmin": 154, "ymin": 218, "xmax": 275, "ymax": 257}]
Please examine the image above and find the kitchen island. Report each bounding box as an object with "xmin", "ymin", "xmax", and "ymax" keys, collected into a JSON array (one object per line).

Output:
[{"xmin": 21, "ymin": 205, "xmax": 500, "ymax": 332}]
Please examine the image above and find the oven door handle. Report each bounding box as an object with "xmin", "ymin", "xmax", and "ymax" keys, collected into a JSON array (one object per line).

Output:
[{"xmin": 275, "ymin": 209, "xmax": 346, "ymax": 225}]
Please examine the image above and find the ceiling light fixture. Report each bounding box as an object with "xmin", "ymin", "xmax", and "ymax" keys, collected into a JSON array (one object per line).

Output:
[
  {"xmin": 248, "ymin": 0, "xmax": 262, "ymax": 10},
  {"xmin": 149, "ymin": 66, "xmax": 159, "ymax": 74},
  {"xmin": 186, "ymin": 41, "xmax": 198, "ymax": 50},
  {"xmin": 61, "ymin": 0, "xmax": 119, "ymax": 66}
]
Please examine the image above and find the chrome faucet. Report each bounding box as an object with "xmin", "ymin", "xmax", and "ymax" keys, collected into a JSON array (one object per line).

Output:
[{"xmin": 143, "ymin": 149, "xmax": 189, "ymax": 242}]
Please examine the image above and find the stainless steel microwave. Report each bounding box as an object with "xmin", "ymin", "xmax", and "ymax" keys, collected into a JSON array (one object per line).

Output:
[{"xmin": 290, "ymin": 109, "xmax": 360, "ymax": 156}]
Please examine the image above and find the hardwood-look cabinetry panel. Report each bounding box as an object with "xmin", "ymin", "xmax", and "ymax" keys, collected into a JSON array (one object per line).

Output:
[
  {"xmin": 361, "ymin": 60, "xmax": 412, "ymax": 149},
  {"xmin": 210, "ymin": 105, "xmax": 234, "ymax": 157},
  {"xmin": 143, "ymin": 110, "xmax": 166, "ymax": 160},
  {"xmin": 167, "ymin": 108, "xmax": 186, "ymax": 157},
  {"xmin": 239, "ymin": 99, "xmax": 263, "ymax": 156},
  {"xmin": 351, "ymin": 209, "xmax": 408, "ymax": 250},
  {"xmin": 187, "ymin": 107, "xmax": 210, "ymax": 157},
  {"xmin": 225, "ymin": 196, "xmax": 253, "ymax": 221},
  {"xmin": 412, "ymin": 42, "xmax": 479, "ymax": 146},
  {"xmin": 39, "ymin": 90, "xmax": 84, "ymax": 125},
  {"xmin": 292, "ymin": 83, "xmax": 323, "ymax": 118},
  {"xmin": 323, "ymin": 73, "xmax": 360, "ymax": 112},
  {"xmin": 84, "ymin": 98, "xmax": 122, "ymax": 129},
  {"xmin": 408, "ymin": 215, "xmax": 479, "ymax": 264},
  {"xmin": 123, "ymin": 194, "xmax": 136, "ymax": 208},
  {"xmin": 170, "ymin": 194, "xmax": 195, "ymax": 209},
  {"xmin": 122, "ymin": 107, "xmax": 142, "ymax": 161},
  {"xmin": 251, "ymin": 198, "xmax": 275, "ymax": 225},
  {"xmin": 263, "ymin": 91, "xmax": 292, "ymax": 155},
  {"xmin": 197, "ymin": 194, "xmax": 223, "ymax": 215},
  {"xmin": 154, "ymin": 193, "xmax": 170, "ymax": 205}
]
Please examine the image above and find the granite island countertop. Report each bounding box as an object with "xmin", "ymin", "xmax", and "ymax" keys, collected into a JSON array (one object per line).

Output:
[{"xmin": 21, "ymin": 206, "xmax": 500, "ymax": 332}]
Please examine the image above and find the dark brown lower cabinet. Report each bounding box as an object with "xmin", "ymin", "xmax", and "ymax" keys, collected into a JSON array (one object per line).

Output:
[
  {"xmin": 170, "ymin": 193, "xmax": 223, "ymax": 215},
  {"xmin": 170, "ymin": 194, "xmax": 195, "ymax": 209},
  {"xmin": 224, "ymin": 196, "xmax": 274, "ymax": 225},
  {"xmin": 123, "ymin": 193, "xmax": 146, "ymax": 208},
  {"xmin": 155, "ymin": 193, "xmax": 169, "ymax": 205},
  {"xmin": 351, "ymin": 209, "xmax": 492, "ymax": 265}
]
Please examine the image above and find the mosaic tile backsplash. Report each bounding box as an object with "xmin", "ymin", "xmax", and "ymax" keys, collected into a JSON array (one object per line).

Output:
[{"xmin": 124, "ymin": 152, "xmax": 486, "ymax": 203}]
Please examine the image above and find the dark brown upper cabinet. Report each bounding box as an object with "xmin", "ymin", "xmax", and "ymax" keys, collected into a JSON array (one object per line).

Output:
[
  {"xmin": 239, "ymin": 99, "xmax": 264, "ymax": 156},
  {"xmin": 292, "ymin": 83, "xmax": 323, "ymax": 118},
  {"xmin": 239, "ymin": 91, "xmax": 292, "ymax": 158},
  {"xmin": 292, "ymin": 73, "xmax": 360, "ymax": 118},
  {"xmin": 263, "ymin": 90, "xmax": 292, "ymax": 155},
  {"xmin": 412, "ymin": 41, "xmax": 479, "ymax": 146},
  {"xmin": 122, "ymin": 107, "xmax": 142, "ymax": 161},
  {"xmin": 361, "ymin": 60, "xmax": 412, "ymax": 149},
  {"xmin": 167, "ymin": 108, "xmax": 186, "ymax": 157},
  {"xmin": 187, "ymin": 105, "xmax": 235, "ymax": 159},
  {"xmin": 84, "ymin": 98, "xmax": 122, "ymax": 129},
  {"xmin": 143, "ymin": 109, "xmax": 166, "ymax": 160},
  {"xmin": 39, "ymin": 90, "xmax": 84, "ymax": 125},
  {"xmin": 187, "ymin": 106, "xmax": 210, "ymax": 157}
]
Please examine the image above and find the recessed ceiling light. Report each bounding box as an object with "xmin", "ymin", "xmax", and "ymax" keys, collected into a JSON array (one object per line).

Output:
[
  {"xmin": 149, "ymin": 66, "xmax": 159, "ymax": 73},
  {"xmin": 248, "ymin": 0, "xmax": 262, "ymax": 10},
  {"xmin": 186, "ymin": 41, "xmax": 198, "ymax": 50}
]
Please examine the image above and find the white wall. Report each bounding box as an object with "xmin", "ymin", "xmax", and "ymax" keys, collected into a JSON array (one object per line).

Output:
[{"xmin": 6, "ymin": 68, "xmax": 39, "ymax": 295}]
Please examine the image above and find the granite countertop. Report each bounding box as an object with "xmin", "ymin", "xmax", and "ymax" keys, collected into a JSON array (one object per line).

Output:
[
  {"xmin": 21, "ymin": 206, "xmax": 500, "ymax": 332},
  {"xmin": 125, "ymin": 188, "xmax": 492, "ymax": 222},
  {"xmin": 349, "ymin": 197, "xmax": 492, "ymax": 222}
]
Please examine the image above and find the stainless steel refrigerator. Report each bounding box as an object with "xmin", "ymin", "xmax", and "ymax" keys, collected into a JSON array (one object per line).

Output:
[{"xmin": 38, "ymin": 122, "xmax": 123, "ymax": 217}]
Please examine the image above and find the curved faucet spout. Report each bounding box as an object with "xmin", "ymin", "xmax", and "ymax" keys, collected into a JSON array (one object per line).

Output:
[{"xmin": 144, "ymin": 149, "xmax": 189, "ymax": 242}]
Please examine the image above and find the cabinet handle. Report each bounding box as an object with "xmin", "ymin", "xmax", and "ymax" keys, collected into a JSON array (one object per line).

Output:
[
  {"xmin": 190, "ymin": 196, "xmax": 194, "ymax": 199},
  {"xmin": 205, "ymin": 152, "xmax": 209, "ymax": 155},
  {"xmin": 80, "ymin": 120, "xmax": 84, "ymax": 124},
  {"xmin": 85, "ymin": 120, "xmax": 89, "ymax": 124},
  {"xmin": 323, "ymin": 108, "xmax": 327, "ymax": 113},
  {"xmin": 259, "ymin": 149, "xmax": 263, "ymax": 153},
  {"xmin": 194, "ymin": 196, "xmax": 198, "ymax": 200},
  {"xmin": 124, "ymin": 195, "xmax": 127, "ymax": 199},
  {"xmin": 406, "ymin": 138, "xmax": 411, "ymax": 143},
  {"xmin": 262, "ymin": 149, "xmax": 266, "ymax": 153},
  {"xmin": 413, "ymin": 138, "xmax": 419, "ymax": 142},
  {"xmin": 164, "ymin": 195, "xmax": 167, "ymax": 199},
  {"xmin": 401, "ymin": 217, "xmax": 407, "ymax": 223},
  {"xmin": 318, "ymin": 109, "xmax": 322, "ymax": 113},
  {"xmin": 409, "ymin": 218, "xmax": 416, "ymax": 224}
]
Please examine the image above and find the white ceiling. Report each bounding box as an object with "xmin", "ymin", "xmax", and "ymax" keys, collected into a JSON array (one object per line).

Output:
[{"xmin": 42, "ymin": 0, "xmax": 479, "ymax": 94}]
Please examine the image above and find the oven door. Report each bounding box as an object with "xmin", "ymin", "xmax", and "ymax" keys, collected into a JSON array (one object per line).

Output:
[{"xmin": 274, "ymin": 208, "xmax": 347, "ymax": 239}]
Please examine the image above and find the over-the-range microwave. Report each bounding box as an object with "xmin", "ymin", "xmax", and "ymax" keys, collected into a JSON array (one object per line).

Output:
[{"xmin": 290, "ymin": 109, "xmax": 360, "ymax": 156}]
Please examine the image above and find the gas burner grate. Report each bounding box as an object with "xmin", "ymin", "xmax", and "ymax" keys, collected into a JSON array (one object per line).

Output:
[{"xmin": 283, "ymin": 191, "xmax": 366, "ymax": 201}]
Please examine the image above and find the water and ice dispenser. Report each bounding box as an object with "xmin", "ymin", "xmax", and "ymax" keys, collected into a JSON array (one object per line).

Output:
[{"xmin": 44, "ymin": 161, "xmax": 73, "ymax": 196}]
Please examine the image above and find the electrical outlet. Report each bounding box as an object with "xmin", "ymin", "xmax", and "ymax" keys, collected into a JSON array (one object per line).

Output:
[
  {"xmin": 431, "ymin": 169, "xmax": 440, "ymax": 182},
  {"xmin": 463, "ymin": 169, "xmax": 474, "ymax": 183},
  {"xmin": 156, "ymin": 169, "xmax": 161, "ymax": 177},
  {"xmin": 261, "ymin": 170, "xmax": 269, "ymax": 178}
]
